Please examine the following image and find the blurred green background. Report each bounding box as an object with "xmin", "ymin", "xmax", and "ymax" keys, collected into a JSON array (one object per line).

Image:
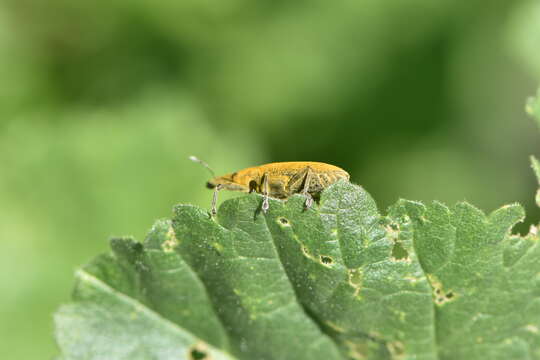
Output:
[{"xmin": 1, "ymin": 0, "xmax": 540, "ymax": 358}]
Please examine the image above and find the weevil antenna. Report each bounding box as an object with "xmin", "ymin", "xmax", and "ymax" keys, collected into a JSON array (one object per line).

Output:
[{"xmin": 189, "ymin": 155, "xmax": 216, "ymax": 177}]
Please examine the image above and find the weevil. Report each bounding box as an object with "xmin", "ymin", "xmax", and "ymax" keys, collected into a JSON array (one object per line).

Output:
[{"xmin": 190, "ymin": 156, "xmax": 350, "ymax": 215}]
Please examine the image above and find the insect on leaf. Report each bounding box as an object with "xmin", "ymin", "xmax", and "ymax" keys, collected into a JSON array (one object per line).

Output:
[{"xmin": 55, "ymin": 180, "xmax": 540, "ymax": 359}]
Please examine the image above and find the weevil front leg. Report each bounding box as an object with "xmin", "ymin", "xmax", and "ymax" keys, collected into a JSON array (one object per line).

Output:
[
  {"xmin": 261, "ymin": 172, "xmax": 270, "ymax": 213},
  {"xmin": 301, "ymin": 168, "xmax": 314, "ymax": 210},
  {"xmin": 211, "ymin": 184, "xmax": 224, "ymax": 216}
]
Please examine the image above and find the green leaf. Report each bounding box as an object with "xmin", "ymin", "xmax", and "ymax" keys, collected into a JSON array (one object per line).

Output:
[
  {"xmin": 56, "ymin": 181, "xmax": 540, "ymax": 359},
  {"xmin": 55, "ymin": 221, "xmax": 233, "ymax": 360},
  {"xmin": 528, "ymin": 93, "xmax": 540, "ymax": 208},
  {"xmin": 531, "ymin": 156, "xmax": 540, "ymax": 208},
  {"xmin": 527, "ymin": 89, "xmax": 540, "ymax": 128},
  {"xmin": 172, "ymin": 201, "xmax": 343, "ymax": 359},
  {"xmin": 407, "ymin": 201, "xmax": 534, "ymax": 360},
  {"xmin": 258, "ymin": 184, "xmax": 436, "ymax": 359}
]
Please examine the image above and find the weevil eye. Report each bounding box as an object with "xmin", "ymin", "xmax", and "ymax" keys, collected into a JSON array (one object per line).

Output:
[
  {"xmin": 206, "ymin": 181, "xmax": 215, "ymax": 189},
  {"xmin": 249, "ymin": 180, "xmax": 258, "ymax": 193}
]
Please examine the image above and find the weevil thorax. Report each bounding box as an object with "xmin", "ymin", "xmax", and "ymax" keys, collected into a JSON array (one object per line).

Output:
[{"xmin": 207, "ymin": 167, "xmax": 262, "ymax": 192}]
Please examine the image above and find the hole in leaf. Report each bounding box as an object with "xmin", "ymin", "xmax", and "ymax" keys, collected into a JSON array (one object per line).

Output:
[
  {"xmin": 433, "ymin": 287, "xmax": 456, "ymax": 305},
  {"xmin": 190, "ymin": 348, "xmax": 207, "ymax": 360},
  {"xmin": 320, "ymin": 255, "xmax": 333, "ymax": 265},
  {"xmin": 132, "ymin": 242, "xmax": 143, "ymax": 252},
  {"xmin": 387, "ymin": 341, "xmax": 405, "ymax": 356},
  {"xmin": 391, "ymin": 241, "xmax": 408, "ymax": 260},
  {"xmin": 301, "ymin": 246, "xmax": 311, "ymax": 258},
  {"xmin": 428, "ymin": 274, "xmax": 455, "ymax": 305},
  {"xmin": 277, "ymin": 217, "xmax": 289, "ymax": 225}
]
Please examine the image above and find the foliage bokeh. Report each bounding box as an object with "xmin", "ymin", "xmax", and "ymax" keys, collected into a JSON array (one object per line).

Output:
[{"xmin": 1, "ymin": 1, "xmax": 539, "ymax": 358}]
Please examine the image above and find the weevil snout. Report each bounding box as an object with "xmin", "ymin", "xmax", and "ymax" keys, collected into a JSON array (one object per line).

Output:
[
  {"xmin": 204, "ymin": 174, "xmax": 249, "ymax": 215},
  {"xmin": 208, "ymin": 176, "xmax": 248, "ymax": 192}
]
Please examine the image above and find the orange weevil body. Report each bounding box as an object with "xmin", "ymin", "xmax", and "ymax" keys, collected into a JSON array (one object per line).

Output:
[{"xmin": 190, "ymin": 157, "xmax": 350, "ymax": 215}]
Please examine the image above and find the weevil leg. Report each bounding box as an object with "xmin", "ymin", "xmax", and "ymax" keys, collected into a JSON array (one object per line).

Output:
[
  {"xmin": 211, "ymin": 184, "xmax": 224, "ymax": 216},
  {"xmin": 261, "ymin": 172, "xmax": 270, "ymax": 213},
  {"xmin": 301, "ymin": 168, "xmax": 314, "ymax": 210}
]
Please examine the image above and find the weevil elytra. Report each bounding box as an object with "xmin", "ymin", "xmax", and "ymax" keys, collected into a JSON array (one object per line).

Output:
[{"xmin": 190, "ymin": 156, "xmax": 350, "ymax": 215}]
